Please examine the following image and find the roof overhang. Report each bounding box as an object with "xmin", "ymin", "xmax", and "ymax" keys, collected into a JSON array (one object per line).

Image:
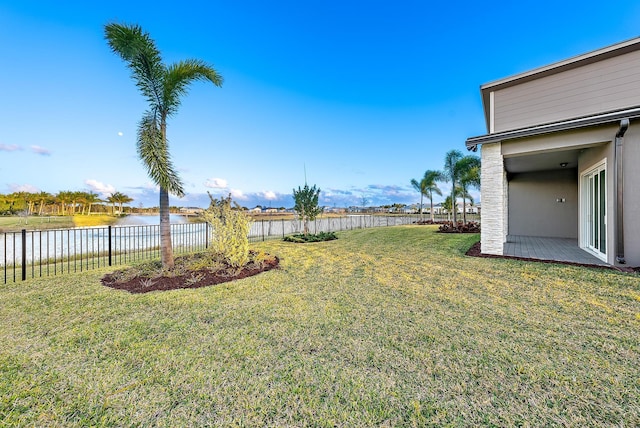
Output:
[{"xmin": 465, "ymin": 107, "xmax": 640, "ymax": 151}]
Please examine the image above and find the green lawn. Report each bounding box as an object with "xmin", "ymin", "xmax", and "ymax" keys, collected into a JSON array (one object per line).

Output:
[
  {"xmin": 1, "ymin": 226, "xmax": 639, "ymax": 426},
  {"xmin": 0, "ymin": 215, "xmax": 75, "ymax": 232}
]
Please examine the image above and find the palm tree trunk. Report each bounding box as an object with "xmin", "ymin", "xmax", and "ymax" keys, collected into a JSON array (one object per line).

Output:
[
  {"xmin": 452, "ymin": 179, "xmax": 457, "ymax": 224},
  {"xmin": 463, "ymin": 197, "xmax": 467, "ymax": 225},
  {"xmin": 159, "ymin": 186, "xmax": 174, "ymax": 269},
  {"xmin": 429, "ymin": 197, "xmax": 434, "ymax": 223},
  {"xmin": 419, "ymin": 193, "xmax": 424, "ymax": 222}
]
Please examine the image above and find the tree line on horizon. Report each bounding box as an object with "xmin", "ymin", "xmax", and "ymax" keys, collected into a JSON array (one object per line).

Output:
[{"xmin": 0, "ymin": 190, "xmax": 134, "ymax": 216}]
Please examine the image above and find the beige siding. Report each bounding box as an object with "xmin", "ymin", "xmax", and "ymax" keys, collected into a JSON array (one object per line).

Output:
[{"xmin": 494, "ymin": 50, "xmax": 640, "ymax": 132}]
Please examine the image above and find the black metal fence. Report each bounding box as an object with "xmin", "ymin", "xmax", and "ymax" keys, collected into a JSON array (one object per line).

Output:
[{"xmin": 1, "ymin": 215, "xmax": 434, "ymax": 283}]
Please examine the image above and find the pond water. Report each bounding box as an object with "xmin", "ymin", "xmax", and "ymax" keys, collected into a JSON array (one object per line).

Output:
[{"xmin": 115, "ymin": 214, "xmax": 189, "ymax": 225}]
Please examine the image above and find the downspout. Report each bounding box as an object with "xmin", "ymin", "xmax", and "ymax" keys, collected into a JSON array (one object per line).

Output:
[{"xmin": 614, "ymin": 118, "xmax": 629, "ymax": 264}]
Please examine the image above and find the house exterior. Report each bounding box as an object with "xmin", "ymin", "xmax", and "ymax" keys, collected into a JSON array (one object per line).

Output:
[{"xmin": 466, "ymin": 37, "xmax": 640, "ymax": 267}]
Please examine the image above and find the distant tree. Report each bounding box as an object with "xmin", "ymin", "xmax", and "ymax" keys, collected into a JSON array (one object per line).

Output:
[
  {"xmin": 293, "ymin": 184, "xmax": 323, "ymax": 235},
  {"xmin": 360, "ymin": 196, "xmax": 369, "ymax": 212},
  {"xmin": 411, "ymin": 169, "xmax": 443, "ymax": 222},
  {"xmin": 24, "ymin": 192, "xmax": 39, "ymax": 216},
  {"xmin": 83, "ymin": 192, "xmax": 103, "ymax": 215},
  {"xmin": 56, "ymin": 191, "xmax": 74, "ymax": 215},
  {"xmin": 36, "ymin": 191, "xmax": 52, "ymax": 215},
  {"xmin": 108, "ymin": 192, "xmax": 133, "ymax": 215},
  {"xmin": 105, "ymin": 22, "xmax": 223, "ymax": 269}
]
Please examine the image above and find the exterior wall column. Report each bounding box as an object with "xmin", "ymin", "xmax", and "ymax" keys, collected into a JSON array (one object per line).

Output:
[{"xmin": 481, "ymin": 142, "xmax": 507, "ymax": 255}]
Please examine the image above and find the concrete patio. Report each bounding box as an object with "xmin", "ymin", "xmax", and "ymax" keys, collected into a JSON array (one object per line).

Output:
[{"xmin": 504, "ymin": 235, "xmax": 610, "ymax": 266}]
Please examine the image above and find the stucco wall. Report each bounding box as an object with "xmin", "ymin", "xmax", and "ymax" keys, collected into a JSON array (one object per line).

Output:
[{"xmin": 508, "ymin": 169, "xmax": 578, "ymax": 238}]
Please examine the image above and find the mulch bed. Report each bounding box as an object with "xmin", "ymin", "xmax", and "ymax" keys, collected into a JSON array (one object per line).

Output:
[
  {"xmin": 465, "ymin": 241, "xmax": 638, "ymax": 273},
  {"xmin": 101, "ymin": 257, "xmax": 280, "ymax": 294}
]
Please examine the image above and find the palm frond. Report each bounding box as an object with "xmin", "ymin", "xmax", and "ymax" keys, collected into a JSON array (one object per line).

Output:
[
  {"xmin": 163, "ymin": 60, "xmax": 224, "ymax": 116},
  {"xmin": 136, "ymin": 112, "xmax": 185, "ymax": 197},
  {"xmin": 443, "ymin": 149, "xmax": 463, "ymax": 181},
  {"xmin": 104, "ymin": 23, "xmax": 165, "ymax": 110}
]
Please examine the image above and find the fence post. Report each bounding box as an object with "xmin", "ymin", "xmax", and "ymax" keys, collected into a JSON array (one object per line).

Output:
[
  {"xmin": 21, "ymin": 229, "xmax": 26, "ymax": 281},
  {"xmin": 282, "ymin": 219, "xmax": 285, "ymax": 238},
  {"xmin": 262, "ymin": 220, "xmax": 265, "ymax": 241},
  {"xmin": 108, "ymin": 225, "xmax": 112, "ymax": 266},
  {"xmin": 205, "ymin": 222, "xmax": 209, "ymax": 249}
]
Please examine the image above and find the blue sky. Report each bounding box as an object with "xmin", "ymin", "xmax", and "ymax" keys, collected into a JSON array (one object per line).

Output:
[{"xmin": 2, "ymin": 1, "xmax": 640, "ymax": 209}]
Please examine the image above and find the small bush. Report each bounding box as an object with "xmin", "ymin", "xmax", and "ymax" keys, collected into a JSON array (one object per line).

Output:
[
  {"xmin": 200, "ymin": 194, "xmax": 252, "ymax": 267},
  {"xmin": 413, "ymin": 219, "xmax": 447, "ymax": 225},
  {"xmin": 437, "ymin": 221, "xmax": 480, "ymax": 233},
  {"xmin": 284, "ymin": 231, "xmax": 338, "ymax": 243}
]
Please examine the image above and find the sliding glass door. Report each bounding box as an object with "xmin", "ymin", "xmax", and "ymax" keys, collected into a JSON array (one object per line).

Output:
[{"xmin": 582, "ymin": 162, "xmax": 607, "ymax": 259}]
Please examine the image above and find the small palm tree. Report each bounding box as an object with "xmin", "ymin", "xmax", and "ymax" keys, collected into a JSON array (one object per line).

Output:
[
  {"xmin": 410, "ymin": 178, "xmax": 426, "ymax": 221},
  {"xmin": 443, "ymin": 150, "xmax": 463, "ymax": 224},
  {"xmin": 411, "ymin": 170, "xmax": 443, "ymax": 222},
  {"xmin": 108, "ymin": 192, "xmax": 133, "ymax": 215},
  {"xmin": 443, "ymin": 150, "xmax": 480, "ymax": 224},
  {"xmin": 105, "ymin": 23, "xmax": 223, "ymax": 269}
]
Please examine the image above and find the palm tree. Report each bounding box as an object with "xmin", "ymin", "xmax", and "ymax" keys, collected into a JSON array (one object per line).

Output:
[
  {"xmin": 457, "ymin": 157, "xmax": 481, "ymax": 224},
  {"xmin": 443, "ymin": 150, "xmax": 480, "ymax": 224},
  {"xmin": 108, "ymin": 192, "xmax": 133, "ymax": 215},
  {"xmin": 36, "ymin": 191, "xmax": 52, "ymax": 215},
  {"xmin": 56, "ymin": 191, "xmax": 74, "ymax": 215},
  {"xmin": 411, "ymin": 170, "xmax": 443, "ymax": 222},
  {"xmin": 443, "ymin": 150, "xmax": 463, "ymax": 224},
  {"xmin": 83, "ymin": 192, "xmax": 103, "ymax": 215},
  {"xmin": 105, "ymin": 23, "xmax": 223, "ymax": 269},
  {"xmin": 410, "ymin": 178, "xmax": 426, "ymax": 221},
  {"xmin": 107, "ymin": 193, "xmax": 118, "ymax": 215}
]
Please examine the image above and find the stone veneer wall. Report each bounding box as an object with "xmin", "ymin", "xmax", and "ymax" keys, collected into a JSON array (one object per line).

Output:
[{"xmin": 480, "ymin": 142, "xmax": 506, "ymax": 255}]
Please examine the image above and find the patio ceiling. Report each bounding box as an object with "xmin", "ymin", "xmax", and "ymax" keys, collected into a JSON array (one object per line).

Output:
[{"xmin": 504, "ymin": 149, "xmax": 581, "ymax": 173}]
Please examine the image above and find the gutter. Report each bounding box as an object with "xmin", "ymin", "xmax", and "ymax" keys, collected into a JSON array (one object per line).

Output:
[
  {"xmin": 615, "ymin": 119, "xmax": 630, "ymax": 264},
  {"xmin": 465, "ymin": 106, "xmax": 640, "ymax": 151}
]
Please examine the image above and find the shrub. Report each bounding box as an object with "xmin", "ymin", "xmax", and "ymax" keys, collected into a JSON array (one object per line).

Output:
[
  {"xmin": 200, "ymin": 193, "xmax": 252, "ymax": 267},
  {"xmin": 284, "ymin": 231, "xmax": 337, "ymax": 243},
  {"xmin": 292, "ymin": 183, "xmax": 324, "ymax": 235},
  {"xmin": 437, "ymin": 221, "xmax": 480, "ymax": 233}
]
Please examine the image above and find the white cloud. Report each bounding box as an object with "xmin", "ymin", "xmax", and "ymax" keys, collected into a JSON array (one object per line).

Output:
[
  {"xmin": 0, "ymin": 144, "xmax": 22, "ymax": 152},
  {"xmin": 204, "ymin": 178, "xmax": 228, "ymax": 189},
  {"xmin": 263, "ymin": 190, "xmax": 277, "ymax": 200},
  {"xmin": 230, "ymin": 188, "xmax": 247, "ymax": 200},
  {"xmin": 31, "ymin": 145, "xmax": 52, "ymax": 156},
  {"xmin": 9, "ymin": 183, "xmax": 39, "ymax": 193},
  {"xmin": 84, "ymin": 179, "xmax": 116, "ymax": 197},
  {"xmin": 118, "ymin": 132, "xmax": 123, "ymax": 137}
]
